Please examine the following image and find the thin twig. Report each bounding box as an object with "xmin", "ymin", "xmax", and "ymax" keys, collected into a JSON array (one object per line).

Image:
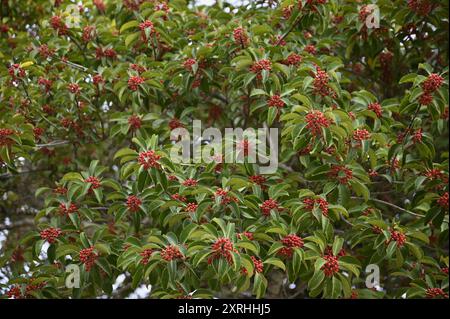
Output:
[{"xmin": 351, "ymin": 196, "xmax": 424, "ymax": 218}]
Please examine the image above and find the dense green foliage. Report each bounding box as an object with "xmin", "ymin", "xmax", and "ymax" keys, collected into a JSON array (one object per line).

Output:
[{"xmin": 0, "ymin": 0, "xmax": 448, "ymax": 299}]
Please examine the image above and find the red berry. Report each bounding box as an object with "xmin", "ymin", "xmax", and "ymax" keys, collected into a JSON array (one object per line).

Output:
[
  {"xmin": 408, "ymin": 0, "xmax": 432, "ymax": 16},
  {"xmin": 79, "ymin": 247, "xmax": 98, "ymax": 271},
  {"xmin": 425, "ymin": 287, "xmax": 448, "ymax": 299},
  {"xmin": 249, "ymin": 175, "xmax": 266, "ymax": 186},
  {"xmin": 283, "ymin": 53, "xmax": 302, "ymax": 66},
  {"xmin": 368, "ymin": 102, "xmax": 383, "ymax": 118},
  {"xmin": 419, "ymin": 93, "xmax": 433, "ymax": 105},
  {"xmin": 237, "ymin": 231, "xmax": 254, "ymax": 241},
  {"xmin": 0, "ymin": 128, "xmax": 14, "ymax": 146},
  {"xmin": 182, "ymin": 178, "xmax": 198, "ymax": 187},
  {"xmin": 82, "ymin": 26, "xmax": 96, "ymax": 42},
  {"xmin": 353, "ymin": 128, "xmax": 371, "ymax": 144},
  {"xmin": 304, "ymin": 44, "xmax": 317, "ymax": 55},
  {"xmin": 303, "ymin": 197, "xmax": 329, "ymax": 216},
  {"xmin": 251, "ymin": 256, "xmax": 264, "ymax": 273},
  {"xmin": 58, "ymin": 203, "xmax": 78, "ymax": 216},
  {"xmin": 278, "ymin": 234, "xmax": 304, "ymax": 258},
  {"xmin": 250, "ymin": 59, "xmax": 272, "ymax": 80},
  {"xmin": 138, "ymin": 150, "xmax": 161, "ymax": 169},
  {"xmin": 267, "ymin": 95, "xmax": 285, "ymax": 108},
  {"xmin": 208, "ymin": 237, "xmax": 236, "ymax": 265},
  {"xmin": 85, "ymin": 176, "xmax": 101, "ymax": 193},
  {"xmin": 421, "ymin": 73, "xmax": 444, "ymax": 93},
  {"xmin": 128, "ymin": 115, "xmax": 142, "ymax": 131},
  {"xmin": 183, "ymin": 58, "xmax": 197, "ymax": 72},
  {"xmin": 186, "ymin": 202, "xmax": 198, "ymax": 213},
  {"xmin": 128, "ymin": 76, "xmax": 145, "ymax": 91},
  {"xmin": 328, "ymin": 165, "xmax": 353, "ymax": 184},
  {"xmin": 389, "ymin": 229, "xmax": 407, "ymax": 247},
  {"xmin": 67, "ymin": 83, "xmax": 81, "ymax": 94},
  {"xmin": 412, "ymin": 128, "xmax": 423, "ymax": 143},
  {"xmin": 233, "ymin": 27, "xmax": 249, "ymax": 47},
  {"xmin": 437, "ymin": 192, "xmax": 449, "ymax": 209},
  {"xmin": 305, "ymin": 110, "xmax": 330, "ymax": 136},
  {"xmin": 139, "ymin": 249, "xmax": 154, "ymax": 265},
  {"xmin": 260, "ymin": 198, "xmax": 279, "ymax": 216},
  {"xmin": 321, "ymin": 254, "xmax": 340, "ymax": 277},
  {"xmin": 40, "ymin": 227, "xmax": 62, "ymax": 244},
  {"xmin": 161, "ymin": 245, "xmax": 183, "ymax": 261}
]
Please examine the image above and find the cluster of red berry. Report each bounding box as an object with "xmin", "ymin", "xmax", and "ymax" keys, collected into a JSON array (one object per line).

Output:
[
  {"xmin": 8, "ymin": 64, "xmax": 25, "ymax": 80},
  {"xmin": 139, "ymin": 20, "xmax": 156, "ymax": 42},
  {"xmin": 53, "ymin": 186, "xmax": 68, "ymax": 195},
  {"xmin": 58, "ymin": 203, "xmax": 78, "ymax": 216},
  {"xmin": 33, "ymin": 127, "xmax": 44, "ymax": 141},
  {"xmin": 278, "ymin": 234, "xmax": 304, "ymax": 258},
  {"xmin": 208, "ymin": 237, "xmax": 237, "ymax": 265},
  {"xmin": 412, "ymin": 128, "xmax": 423, "ymax": 143},
  {"xmin": 249, "ymin": 59, "xmax": 272, "ymax": 80},
  {"xmin": 161, "ymin": 245, "xmax": 184, "ymax": 261},
  {"xmin": 67, "ymin": 83, "xmax": 81, "ymax": 95},
  {"xmin": 79, "ymin": 247, "xmax": 98, "ymax": 271},
  {"xmin": 251, "ymin": 256, "xmax": 264, "ymax": 273},
  {"xmin": 324, "ymin": 246, "xmax": 346, "ymax": 257},
  {"xmin": 82, "ymin": 25, "xmax": 96, "ymax": 43},
  {"xmin": 85, "ymin": 176, "xmax": 101, "ymax": 193},
  {"xmin": 93, "ymin": 0, "xmax": 106, "ymax": 12},
  {"xmin": 358, "ymin": 5, "xmax": 373, "ymax": 23},
  {"xmin": 127, "ymin": 75, "xmax": 145, "ymax": 91},
  {"xmin": 305, "ymin": 110, "xmax": 331, "ymax": 136},
  {"xmin": 267, "ymin": 95, "xmax": 285, "ymax": 108},
  {"xmin": 182, "ymin": 178, "xmax": 198, "ymax": 187},
  {"xmin": 328, "ymin": 165, "xmax": 353, "ymax": 184},
  {"xmin": 260, "ymin": 198, "xmax": 279, "ymax": 216},
  {"xmin": 303, "ymin": 197, "xmax": 329, "ymax": 216},
  {"xmin": 128, "ymin": 115, "xmax": 142, "ymax": 131},
  {"xmin": 214, "ymin": 188, "xmax": 238, "ymax": 205},
  {"xmin": 171, "ymin": 193, "xmax": 187, "ymax": 202},
  {"xmin": 38, "ymin": 77, "xmax": 53, "ymax": 93},
  {"xmin": 425, "ymin": 287, "xmax": 448, "ymax": 299},
  {"xmin": 123, "ymin": 0, "xmax": 146, "ymax": 11},
  {"xmin": 388, "ymin": 229, "xmax": 407, "ymax": 247},
  {"xmin": 419, "ymin": 73, "xmax": 444, "ymax": 106},
  {"xmin": 138, "ymin": 150, "xmax": 162, "ymax": 169},
  {"xmin": 6, "ymin": 279, "xmax": 46, "ymax": 299},
  {"xmin": 40, "ymin": 227, "xmax": 62, "ymax": 244},
  {"xmin": 437, "ymin": 192, "xmax": 449, "ymax": 209},
  {"xmin": 237, "ymin": 231, "xmax": 254, "ymax": 241},
  {"xmin": 249, "ymin": 175, "xmax": 267, "ymax": 186},
  {"xmin": 282, "ymin": 52, "xmax": 302, "ymax": 66},
  {"xmin": 185, "ymin": 202, "xmax": 198, "ymax": 213},
  {"xmin": 407, "ymin": 0, "xmax": 432, "ymax": 16},
  {"xmin": 126, "ymin": 195, "xmax": 142, "ymax": 212},
  {"xmin": 169, "ymin": 118, "xmax": 183, "ymax": 130},
  {"xmin": 304, "ymin": 44, "xmax": 317, "ymax": 55},
  {"xmin": 139, "ymin": 248, "xmax": 154, "ymax": 265},
  {"xmin": 183, "ymin": 58, "xmax": 197, "ymax": 72},
  {"xmin": 353, "ymin": 128, "xmax": 371, "ymax": 144},
  {"xmin": 50, "ymin": 15, "xmax": 68, "ymax": 35},
  {"xmin": 95, "ymin": 47, "xmax": 117, "ymax": 60},
  {"xmin": 312, "ymin": 67, "xmax": 335, "ymax": 97},
  {"xmin": 233, "ymin": 27, "xmax": 249, "ymax": 47},
  {"xmin": 321, "ymin": 254, "xmax": 340, "ymax": 277},
  {"xmin": 0, "ymin": 128, "xmax": 14, "ymax": 146},
  {"xmin": 368, "ymin": 102, "xmax": 383, "ymax": 118},
  {"xmin": 372, "ymin": 225, "xmax": 383, "ymax": 234}
]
